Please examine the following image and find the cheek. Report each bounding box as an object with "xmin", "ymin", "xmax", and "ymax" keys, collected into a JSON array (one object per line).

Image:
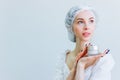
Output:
[
  {"xmin": 73, "ymin": 26, "xmax": 83, "ymax": 37},
  {"xmin": 91, "ymin": 27, "xmax": 95, "ymax": 32},
  {"xmin": 90, "ymin": 26, "xmax": 95, "ymax": 35}
]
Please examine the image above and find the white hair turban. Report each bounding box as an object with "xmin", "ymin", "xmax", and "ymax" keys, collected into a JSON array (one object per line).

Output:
[{"xmin": 65, "ymin": 6, "xmax": 96, "ymax": 42}]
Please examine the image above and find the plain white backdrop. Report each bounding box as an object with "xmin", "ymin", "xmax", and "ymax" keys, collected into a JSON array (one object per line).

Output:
[{"xmin": 0, "ymin": 0, "xmax": 120, "ymax": 80}]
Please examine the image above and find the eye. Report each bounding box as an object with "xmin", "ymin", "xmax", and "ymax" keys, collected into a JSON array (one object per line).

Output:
[
  {"xmin": 90, "ymin": 19, "xmax": 94, "ymax": 23},
  {"xmin": 78, "ymin": 21, "xmax": 84, "ymax": 24}
]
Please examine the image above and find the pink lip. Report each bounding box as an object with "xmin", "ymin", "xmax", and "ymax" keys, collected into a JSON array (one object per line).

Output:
[{"xmin": 82, "ymin": 32, "xmax": 91, "ymax": 37}]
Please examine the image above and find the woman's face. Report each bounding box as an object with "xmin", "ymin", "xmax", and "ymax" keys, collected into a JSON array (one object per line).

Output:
[{"xmin": 73, "ymin": 10, "xmax": 96, "ymax": 42}]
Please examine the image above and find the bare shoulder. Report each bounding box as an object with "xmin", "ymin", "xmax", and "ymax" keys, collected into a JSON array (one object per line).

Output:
[{"xmin": 66, "ymin": 51, "xmax": 76, "ymax": 70}]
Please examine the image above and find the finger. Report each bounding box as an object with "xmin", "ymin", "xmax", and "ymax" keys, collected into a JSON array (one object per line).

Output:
[
  {"xmin": 73, "ymin": 62, "xmax": 76, "ymax": 68},
  {"xmin": 84, "ymin": 54, "xmax": 88, "ymax": 57},
  {"xmin": 90, "ymin": 54, "xmax": 102, "ymax": 59},
  {"xmin": 81, "ymin": 46, "xmax": 88, "ymax": 57},
  {"xmin": 76, "ymin": 53, "xmax": 83, "ymax": 62},
  {"xmin": 92, "ymin": 56, "xmax": 101, "ymax": 66},
  {"xmin": 76, "ymin": 46, "xmax": 88, "ymax": 62},
  {"xmin": 104, "ymin": 49, "xmax": 110, "ymax": 54},
  {"xmin": 99, "ymin": 49, "xmax": 110, "ymax": 57},
  {"xmin": 73, "ymin": 60, "xmax": 78, "ymax": 69}
]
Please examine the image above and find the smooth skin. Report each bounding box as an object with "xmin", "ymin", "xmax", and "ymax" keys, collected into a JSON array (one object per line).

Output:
[{"xmin": 66, "ymin": 10, "xmax": 106, "ymax": 80}]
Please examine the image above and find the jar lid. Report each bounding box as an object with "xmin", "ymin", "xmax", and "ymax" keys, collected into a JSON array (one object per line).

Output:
[{"xmin": 88, "ymin": 45, "xmax": 98, "ymax": 51}]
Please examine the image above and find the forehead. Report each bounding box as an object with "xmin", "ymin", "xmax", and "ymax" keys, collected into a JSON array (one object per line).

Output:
[{"xmin": 75, "ymin": 10, "xmax": 95, "ymax": 20}]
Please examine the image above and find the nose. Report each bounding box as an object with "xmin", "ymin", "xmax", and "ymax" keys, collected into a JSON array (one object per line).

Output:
[
  {"xmin": 84, "ymin": 23, "xmax": 89, "ymax": 30},
  {"xmin": 84, "ymin": 27, "xmax": 88, "ymax": 30}
]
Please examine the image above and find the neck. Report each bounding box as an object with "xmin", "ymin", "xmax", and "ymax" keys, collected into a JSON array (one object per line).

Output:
[{"xmin": 73, "ymin": 38, "xmax": 89, "ymax": 56}]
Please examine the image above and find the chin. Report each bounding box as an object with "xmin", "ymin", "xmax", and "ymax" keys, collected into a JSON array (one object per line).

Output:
[{"xmin": 82, "ymin": 37, "xmax": 91, "ymax": 42}]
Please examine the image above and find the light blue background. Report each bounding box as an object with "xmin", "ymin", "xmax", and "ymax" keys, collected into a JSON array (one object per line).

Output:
[{"xmin": 0, "ymin": 0, "xmax": 120, "ymax": 80}]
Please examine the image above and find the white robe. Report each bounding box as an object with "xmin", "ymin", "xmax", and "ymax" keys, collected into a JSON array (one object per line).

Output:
[{"xmin": 55, "ymin": 50, "xmax": 115, "ymax": 80}]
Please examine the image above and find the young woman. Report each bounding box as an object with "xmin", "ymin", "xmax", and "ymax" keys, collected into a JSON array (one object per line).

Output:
[{"xmin": 55, "ymin": 6, "xmax": 115, "ymax": 80}]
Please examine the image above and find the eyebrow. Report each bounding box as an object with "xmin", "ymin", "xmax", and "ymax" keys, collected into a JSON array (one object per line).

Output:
[
  {"xmin": 76, "ymin": 18, "xmax": 84, "ymax": 21},
  {"xmin": 76, "ymin": 17, "xmax": 95, "ymax": 21},
  {"xmin": 89, "ymin": 17, "xmax": 95, "ymax": 19}
]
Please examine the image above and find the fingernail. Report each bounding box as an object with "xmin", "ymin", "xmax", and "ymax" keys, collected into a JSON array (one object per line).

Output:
[
  {"xmin": 106, "ymin": 49, "xmax": 110, "ymax": 54},
  {"xmin": 89, "ymin": 43, "xmax": 91, "ymax": 46}
]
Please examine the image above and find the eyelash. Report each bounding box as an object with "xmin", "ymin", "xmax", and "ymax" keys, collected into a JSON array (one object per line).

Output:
[
  {"xmin": 90, "ymin": 20, "xmax": 94, "ymax": 23},
  {"xmin": 78, "ymin": 21, "xmax": 84, "ymax": 24},
  {"xmin": 77, "ymin": 20, "xmax": 94, "ymax": 24}
]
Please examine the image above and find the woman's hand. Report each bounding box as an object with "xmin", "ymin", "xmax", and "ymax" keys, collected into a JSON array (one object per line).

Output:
[
  {"xmin": 76, "ymin": 46, "xmax": 88, "ymax": 63},
  {"xmin": 77, "ymin": 49, "xmax": 108, "ymax": 69},
  {"xmin": 66, "ymin": 47, "xmax": 88, "ymax": 80},
  {"xmin": 78, "ymin": 53, "xmax": 104, "ymax": 69},
  {"xmin": 74, "ymin": 49, "xmax": 108, "ymax": 80},
  {"xmin": 66, "ymin": 60, "xmax": 78, "ymax": 80}
]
